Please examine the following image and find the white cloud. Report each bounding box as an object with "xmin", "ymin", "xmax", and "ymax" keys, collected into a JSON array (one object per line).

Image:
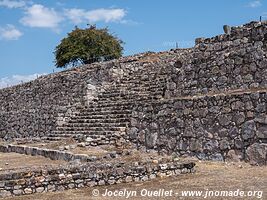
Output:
[
  {"xmin": 0, "ymin": 24, "xmax": 23, "ymax": 40},
  {"xmin": 65, "ymin": 8, "xmax": 126, "ymax": 24},
  {"xmin": 87, "ymin": 8, "xmax": 126, "ymax": 23},
  {"xmin": 247, "ymin": 1, "xmax": 262, "ymax": 8},
  {"xmin": 20, "ymin": 4, "xmax": 63, "ymax": 30},
  {"xmin": 7, "ymin": 3, "xmax": 129, "ymax": 33},
  {"xmin": 0, "ymin": 73, "xmax": 46, "ymax": 89},
  {"xmin": 0, "ymin": 0, "xmax": 26, "ymax": 8},
  {"xmin": 65, "ymin": 8, "xmax": 85, "ymax": 24},
  {"xmin": 120, "ymin": 19, "xmax": 142, "ymax": 26}
]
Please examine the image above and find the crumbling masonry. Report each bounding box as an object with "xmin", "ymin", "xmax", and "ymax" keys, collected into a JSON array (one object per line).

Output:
[{"xmin": 0, "ymin": 21, "xmax": 266, "ymax": 165}]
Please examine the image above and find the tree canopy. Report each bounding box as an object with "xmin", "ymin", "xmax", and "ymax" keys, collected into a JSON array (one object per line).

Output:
[{"xmin": 54, "ymin": 25, "xmax": 124, "ymax": 68}]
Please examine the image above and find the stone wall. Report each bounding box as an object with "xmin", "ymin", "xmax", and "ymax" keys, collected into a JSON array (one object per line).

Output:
[
  {"xmin": 128, "ymin": 91, "xmax": 267, "ymax": 165},
  {"xmin": 164, "ymin": 21, "xmax": 267, "ymax": 98},
  {"xmin": 0, "ymin": 67, "xmax": 96, "ymax": 139},
  {"xmin": 0, "ymin": 56, "xmax": 161, "ymax": 140},
  {"xmin": 0, "ymin": 21, "xmax": 266, "ymax": 164},
  {"xmin": 0, "ymin": 159, "xmax": 195, "ymax": 198}
]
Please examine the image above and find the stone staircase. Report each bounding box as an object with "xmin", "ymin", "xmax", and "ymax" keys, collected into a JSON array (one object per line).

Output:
[{"xmin": 44, "ymin": 67, "xmax": 169, "ymax": 146}]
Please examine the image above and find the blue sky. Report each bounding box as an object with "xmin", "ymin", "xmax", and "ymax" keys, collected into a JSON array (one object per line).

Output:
[{"xmin": 0, "ymin": 0, "xmax": 266, "ymax": 88}]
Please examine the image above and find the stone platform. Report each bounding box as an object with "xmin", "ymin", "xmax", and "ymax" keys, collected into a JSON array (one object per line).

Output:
[{"xmin": 0, "ymin": 140, "xmax": 195, "ymax": 198}]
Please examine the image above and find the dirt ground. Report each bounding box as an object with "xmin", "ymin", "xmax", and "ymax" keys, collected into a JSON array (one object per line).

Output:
[
  {"xmin": 1, "ymin": 140, "xmax": 175, "ymax": 164},
  {"xmin": 0, "ymin": 153, "xmax": 65, "ymax": 173},
  {"xmin": 5, "ymin": 161, "xmax": 267, "ymax": 200}
]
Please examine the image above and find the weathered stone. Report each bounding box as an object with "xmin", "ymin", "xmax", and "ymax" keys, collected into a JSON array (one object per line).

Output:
[
  {"xmin": 0, "ymin": 21, "xmax": 266, "ymax": 185},
  {"xmin": 195, "ymin": 37, "xmax": 205, "ymax": 45},
  {"xmin": 58, "ymin": 174, "xmax": 66, "ymax": 179},
  {"xmin": 255, "ymin": 115, "xmax": 267, "ymax": 124},
  {"xmin": 68, "ymin": 183, "xmax": 75, "ymax": 189},
  {"xmin": 98, "ymin": 180, "xmax": 105, "ymax": 186},
  {"xmin": 255, "ymin": 103, "xmax": 266, "ymax": 113},
  {"xmin": 0, "ymin": 190, "xmax": 11, "ymax": 198},
  {"xmin": 218, "ymin": 115, "xmax": 231, "ymax": 126},
  {"xmin": 150, "ymin": 122, "xmax": 158, "ymax": 130},
  {"xmin": 234, "ymin": 138, "xmax": 243, "ymax": 149},
  {"xmin": 218, "ymin": 128, "xmax": 229, "ymax": 138},
  {"xmin": 246, "ymin": 143, "xmax": 267, "ymax": 165},
  {"xmin": 232, "ymin": 112, "xmax": 245, "ymax": 125},
  {"xmin": 125, "ymin": 176, "xmax": 132, "ymax": 183},
  {"xmin": 77, "ymin": 142, "xmax": 86, "ymax": 147},
  {"xmin": 36, "ymin": 187, "xmax": 45, "ymax": 193},
  {"xmin": 256, "ymin": 126, "xmax": 267, "ymax": 139},
  {"xmin": 13, "ymin": 190, "xmax": 23, "ymax": 195},
  {"xmin": 145, "ymin": 132, "xmax": 158, "ymax": 148},
  {"xmin": 229, "ymin": 127, "xmax": 239, "ymax": 138},
  {"xmin": 0, "ymin": 182, "xmax": 4, "ymax": 187},
  {"xmin": 183, "ymin": 127, "xmax": 194, "ymax": 137},
  {"xmin": 219, "ymin": 139, "xmax": 230, "ymax": 150},
  {"xmin": 70, "ymin": 144, "xmax": 77, "ymax": 149},
  {"xmin": 242, "ymin": 120, "xmax": 256, "ymax": 140},
  {"xmin": 203, "ymin": 140, "xmax": 219, "ymax": 152},
  {"xmin": 141, "ymin": 175, "xmax": 149, "ymax": 181},
  {"xmin": 126, "ymin": 127, "xmax": 138, "ymax": 139},
  {"xmin": 231, "ymin": 101, "xmax": 244, "ymax": 111},
  {"xmin": 175, "ymin": 118, "xmax": 184, "ymax": 128},
  {"xmin": 47, "ymin": 185, "xmax": 55, "ymax": 191},
  {"xmin": 24, "ymin": 188, "xmax": 32, "ymax": 194},
  {"xmin": 226, "ymin": 150, "xmax": 243, "ymax": 162},
  {"xmin": 189, "ymin": 139, "xmax": 202, "ymax": 151},
  {"xmin": 168, "ymin": 82, "xmax": 177, "ymax": 90},
  {"xmin": 58, "ymin": 146, "xmax": 64, "ymax": 151},
  {"xmin": 223, "ymin": 25, "xmax": 231, "ymax": 34},
  {"xmin": 149, "ymin": 174, "xmax": 156, "ymax": 179},
  {"xmin": 209, "ymin": 153, "xmax": 224, "ymax": 161},
  {"xmin": 86, "ymin": 181, "xmax": 96, "ymax": 187},
  {"xmin": 107, "ymin": 179, "xmax": 116, "ymax": 185}
]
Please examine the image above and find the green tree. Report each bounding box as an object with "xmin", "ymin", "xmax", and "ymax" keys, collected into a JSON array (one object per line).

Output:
[{"xmin": 54, "ymin": 25, "xmax": 124, "ymax": 68}]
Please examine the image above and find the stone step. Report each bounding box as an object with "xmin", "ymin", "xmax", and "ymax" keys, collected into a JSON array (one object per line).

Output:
[
  {"xmin": 71, "ymin": 114, "xmax": 130, "ymax": 120},
  {"xmin": 41, "ymin": 136, "xmax": 64, "ymax": 141},
  {"xmin": 52, "ymin": 130, "xmax": 124, "ymax": 136},
  {"xmin": 61, "ymin": 122, "xmax": 129, "ymax": 128},
  {"xmin": 98, "ymin": 89, "xmax": 164, "ymax": 96},
  {"xmin": 92, "ymin": 96, "xmax": 155, "ymax": 103},
  {"xmin": 97, "ymin": 92, "xmax": 132, "ymax": 98},
  {"xmin": 76, "ymin": 110, "xmax": 132, "ymax": 116},
  {"xmin": 68, "ymin": 118, "xmax": 130, "ymax": 124},
  {"xmin": 97, "ymin": 93, "xmax": 152, "ymax": 99},
  {"xmin": 123, "ymin": 71, "xmax": 168, "ymax": 76},
  {"xmin": 46, "ymin": 133, "xmax": 75, "ymax": 138},
  {"xmin": 101, "ymin": 83, "xmax": 166, "ymax": 91},
  {"xmin": 86, "ymin": 95, "xmax": 160, "ymax": 107},
  {"xmin": 102, "ymin": 82, "xmax": 166, "ymax": 89},
  {"xmin": 119, "ymin": 77, "xmax": 167, "ymax": 83},
  {"xmin": 97, "ymin": 93, "xmax": 150, "ymax": 100},
  {"xmin": 84, "ymin": 134, "xmax": 122, "ymax": 140},
  {"xmin": 101, "ymin": 87, "xmax": 165, "ymax": 94},
  {"xmin": 47, "ymin": 133, "xmax": 117, "ymax": 139},
  {"xmin": 108, "ymin": 77, "xmax": 167, "ymax": 84},
  {"xmin": 77, "ymin": 105, "xmax": 133, "ymax": 112},
  {"xmin": 44, "ymin": 134, "xmax": 120, "ymax": 145},
  {"xmin": 56, "ymin": 126, "xmax": 127, "ymax": 132},
  {"xmin": 105, "ymin": 84, "xmax": 165, "ymax": 90},
  {"xmin": 80, "ymin": 101, "xmax": 134, "ymax": 108}
]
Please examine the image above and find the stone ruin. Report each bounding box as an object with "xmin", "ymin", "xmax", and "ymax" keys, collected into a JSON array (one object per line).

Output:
[{"xmin": 0, "ymin": 21, "xmax": 266, "ymax": 197}]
